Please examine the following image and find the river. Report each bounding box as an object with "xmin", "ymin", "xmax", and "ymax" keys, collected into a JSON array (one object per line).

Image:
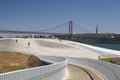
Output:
[{"xmin": 91, "ymin": 44, "xmax": 120, "ymax": 51}]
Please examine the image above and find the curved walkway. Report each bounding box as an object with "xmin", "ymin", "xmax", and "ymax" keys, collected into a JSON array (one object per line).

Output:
[
  {"xmin": 0, "ymin": 38, "xmax": 100, "ymax": 59},
  {"xmin": 64, "ymin": 64, "xmax": 104, "ymax": 80},
  {"xmin": 0, "ymin": 38, "xmax": 120, "ymax": 80}
]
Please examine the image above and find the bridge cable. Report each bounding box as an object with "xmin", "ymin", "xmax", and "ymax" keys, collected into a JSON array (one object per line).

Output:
[
  {"xmin": 73, "ymin": 23, "xmax": 92, "ymax": 33},
  {"xmin": 36, "ymin": 22, "xmax": 68, "ymax": 32}
]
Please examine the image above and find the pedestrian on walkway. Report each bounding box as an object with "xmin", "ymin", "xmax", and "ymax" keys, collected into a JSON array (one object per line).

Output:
[
  {"xmin": 16, "ymin": 39, "xmax": 18, "ymax": 43},
  {"xmin": 28, "ymin": 42, "xmax": 30, "ymax": 47}
]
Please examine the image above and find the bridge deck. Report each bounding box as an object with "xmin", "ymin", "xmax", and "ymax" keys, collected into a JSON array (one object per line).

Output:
[{"xmin": 64, "ymin": 64, "xmax": 104, "ymax": 80}]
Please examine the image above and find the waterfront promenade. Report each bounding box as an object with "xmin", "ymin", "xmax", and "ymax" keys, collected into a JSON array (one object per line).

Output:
[
  {"xmin": 0, "ymin": 38, "xmax": 100, "ymax": 59},
  {"xmin": 0, "ymin": 38, "xmax": 120, "ymax": 80}
]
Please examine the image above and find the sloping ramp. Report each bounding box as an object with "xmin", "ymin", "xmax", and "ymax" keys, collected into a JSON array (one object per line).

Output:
[{"xmin": 64, "ymin": 64, "xmax": 104, "ymax": 80}]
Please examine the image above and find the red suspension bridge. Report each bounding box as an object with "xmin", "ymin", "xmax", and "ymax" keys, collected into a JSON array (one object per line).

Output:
[{"xmin": 0, "ymin": 21, "xmax": 92, "ymax": 39}]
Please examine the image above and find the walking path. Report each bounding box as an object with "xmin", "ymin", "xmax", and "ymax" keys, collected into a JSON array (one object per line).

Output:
[
  {"xmin": 0, "ymin": 38, "xmax": 100, "ymax": 59},
  {"xmin": 64, "ymin": 64, "xmax": 104, "ymax": 80},
  {"xmin": 0, "ymin": 38, "xmax": 118, "ymax": 80}
]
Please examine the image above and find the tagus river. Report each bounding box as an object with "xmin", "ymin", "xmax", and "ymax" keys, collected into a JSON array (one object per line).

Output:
[{"xmin": 92, "ymin": 44, "xmax": 120, "ymax": 51}]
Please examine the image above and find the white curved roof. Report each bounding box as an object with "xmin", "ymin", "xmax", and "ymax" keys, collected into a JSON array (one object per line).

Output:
[{"xmin": 0, "ymin": 38, "xmax": 120, "ymax": 59}]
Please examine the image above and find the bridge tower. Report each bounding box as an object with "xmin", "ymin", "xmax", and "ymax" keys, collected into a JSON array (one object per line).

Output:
[
  {"xmin": 96, "ymin": 24, "xmax": 98, "ymax": 34},
  {"xmin": 69, "ymin": 21, "xmax": 73, "ymax": 40}
]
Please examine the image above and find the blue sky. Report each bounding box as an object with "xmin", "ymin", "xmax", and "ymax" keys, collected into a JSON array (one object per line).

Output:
[{"xmin": 0, "ymin": 0, "xmax": 120, "ymax": 34}]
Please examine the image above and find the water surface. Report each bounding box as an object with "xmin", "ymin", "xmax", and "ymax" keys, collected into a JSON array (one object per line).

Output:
[{"xmin": 91, "ymin": 44, "xmax": 120, "ymax": 51}]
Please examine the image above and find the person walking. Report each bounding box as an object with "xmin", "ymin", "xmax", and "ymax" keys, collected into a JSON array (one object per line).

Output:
[
  {"xmin": 28, "ymin": 42, "xmax": 30, "ymax": 47},
  {"xmin": 16, "ymin": 39, "xmax": 18, "ymax": 43}
]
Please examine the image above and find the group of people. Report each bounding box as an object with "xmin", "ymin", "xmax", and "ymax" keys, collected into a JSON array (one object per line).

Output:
[{"xmin": 15, "ymin": 39, "xmax": 30, "ymax": 47}]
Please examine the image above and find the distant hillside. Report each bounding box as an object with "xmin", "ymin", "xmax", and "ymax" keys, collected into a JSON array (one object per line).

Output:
[{"xmin": 54, "ymin": 33, "xmax": 120, "ymax": 44}]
